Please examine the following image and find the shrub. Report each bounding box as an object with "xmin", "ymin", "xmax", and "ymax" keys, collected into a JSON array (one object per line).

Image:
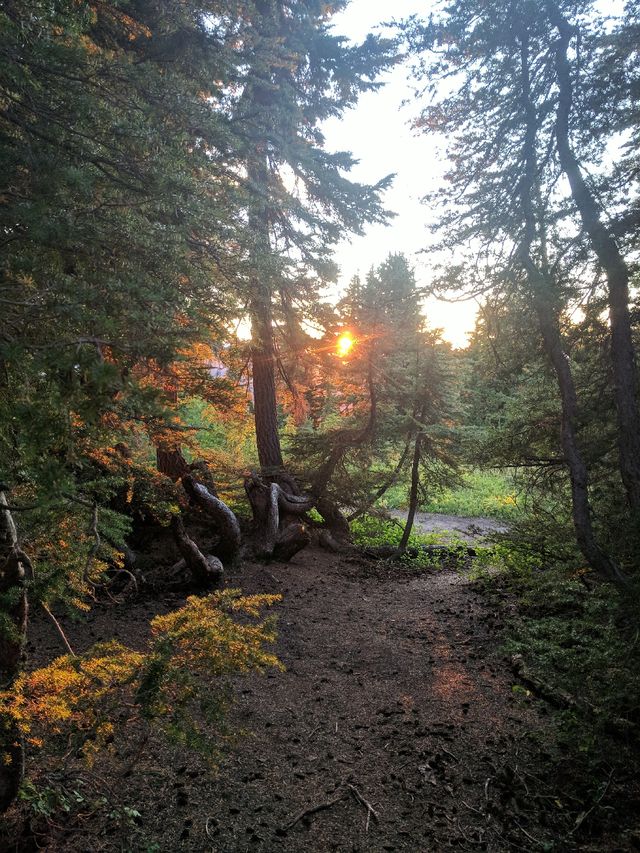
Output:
[{"xmin": 1, "ymin": 591, "xmax": 282, "ymax": 768}]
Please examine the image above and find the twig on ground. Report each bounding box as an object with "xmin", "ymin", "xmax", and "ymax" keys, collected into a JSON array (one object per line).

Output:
[
  {"xmin": 488, "ymin": 827, "xmax": 531, "ymax": 852},
  {"xmin": 261, "ymin": 568, "xmax": 282, "ymax": 585},
  {"xmin": 441, "ymin": 747, "xmax": 459, "ymax": 763},
  {"xmin": 283, "ymin": 783, "xmax": 380, "ymax": 833},
  {"xmin": 347, "ymin": 783, "xmax": 379, "ymax": 832},
  {"xmin": 42, "ymin": 603, "xmax": 76, "ymax": 656},
  {"xmin": 461, "ymin": 799, "xmax": 485, "ymax": 816},
  {"xmin": 456, "ymin": 819, "xmax": 484, "ymax": 846},
  {"xmin": 513, "ymin": 819, "xmax": 544, "ymax": 846},
  {"xmin": 283, "ymin": 789, "xmax": 348, "ymax": 829},
  {"xmin": 569, "ymin": 770, "xmax": 614, "ymax": 836}
]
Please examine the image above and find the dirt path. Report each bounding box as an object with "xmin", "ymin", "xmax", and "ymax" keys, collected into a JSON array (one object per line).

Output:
[
  {"xmin": 173, "ymin": 549, "xmax": 547, "ymax": 852},
  {"xmin": 22, "ymin": 546, "xmax": 554, "ymax": 852}
]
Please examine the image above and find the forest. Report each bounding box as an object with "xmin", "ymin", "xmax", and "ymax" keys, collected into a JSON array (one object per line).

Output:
[{"xmin": 1, "ymin": 0, "xmax": 640, "ymax": 850}]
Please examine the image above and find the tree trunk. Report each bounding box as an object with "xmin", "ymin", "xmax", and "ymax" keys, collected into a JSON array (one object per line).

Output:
[
  {"xmin": 398, "ymin": 427, "xmax": 423, "ymax": 552},
  {"xmin": 547, "ymin": 0, "xmax": 640, "ymax": 514},
  {"xmin": 0, "ymin": 488, "xmax": 28, "ymax": 812},
  {"xmin": 310, "ymin": 352, "xmax": 380, "ymax": 548},
  {"xmin": 531, "ymin": 287, "xmax": 626, "ymax": 585},
  {"xmin": 273, "ymin": 523, "xmax": 311, "ymax": 562},
  {"xmin": 244, "ymin": 474, "xmax": 312, "ymax": 561},
  {"xmin": 516, "ymin": 29, "xmax": 626, "ymax": 586},
  {"xmin": 251, "ymin": 323, "xmax": 284, "ymax": 471},
  {"xmin": 170, "ymin": 515, "xmax": 223, "ymax": 587},
  {"xmin": 156, "ymin": 447, "xmax": 190, "ymax": 481},
  {"xmin": 247, "ymin": 153, "xmax": 284, "ymax": 472},
  {"xmin": 182, "ymin": 475, "xmax": 242, "ymax": 566},
  {"xmin": 156, "ymin": 382, "xmax": 190, "ymax": 480},
  {"xmin": 348, "ymin": 439, "xmax": 412, "ymax": 522}
]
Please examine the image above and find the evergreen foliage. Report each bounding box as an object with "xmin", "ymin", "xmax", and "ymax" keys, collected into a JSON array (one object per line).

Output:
[
  {"xmin": 288, "ymin": 253, "xmax": 460, "ymax": 518},
  {"xmin": 0, "ymin": 590, "xmax": 281, "ymax": 768},
  {"xmin": 0, "ymin": 0, "xmax": 398, "ymax": 816},
  {"xmin": 403, "ymin": 0, "xmax": 640, "ymax": 578}
]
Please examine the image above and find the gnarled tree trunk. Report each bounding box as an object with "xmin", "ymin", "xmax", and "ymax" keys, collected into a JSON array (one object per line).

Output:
[
  {"xmin": 170, "ymin": 515, "xmax": 224, "ymax": 588},
  {"xmin": 245, "ymin": 474, "xmax": 312, "ymax": 561},
  {"xmin": 182, "ymin": 474, "xmax": 242, "ymax": 566}
]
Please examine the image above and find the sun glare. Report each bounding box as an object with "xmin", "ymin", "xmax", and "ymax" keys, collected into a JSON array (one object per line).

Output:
[{"xmin": 337, "ymin": 333, "xmax": 354, "ymax": 357}]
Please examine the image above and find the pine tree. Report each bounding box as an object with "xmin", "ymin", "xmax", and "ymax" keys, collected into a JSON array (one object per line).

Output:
[
  {"xmin": 288, "ymin": 253, "xmax": 459, "ymax": 539},
  {"xmin": 0, "ymin": 0, "xmax": 266, "ymax": 805},
  {"xmin": 402, "ymin": 0, "xmax": 635, "ymax": 582},
  {"xmin": 229, "ymin": 1, "xmax": 395, "ymax": 475}
]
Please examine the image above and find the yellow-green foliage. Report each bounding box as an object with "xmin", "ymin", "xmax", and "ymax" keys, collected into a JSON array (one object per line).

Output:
[{"xmin": 1, "ymin": 591, "xmax": 282, "ymax": 765}]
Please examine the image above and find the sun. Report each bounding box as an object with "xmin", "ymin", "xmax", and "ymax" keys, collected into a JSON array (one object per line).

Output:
[{"xmin": 336, "ymin": 333, "xmax": 354, "ymax": 357}]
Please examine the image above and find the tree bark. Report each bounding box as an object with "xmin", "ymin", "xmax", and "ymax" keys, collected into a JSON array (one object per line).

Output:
[
  {"xmin": 273, "ymin": 523, "xmax": 311, "ymax": 562},
  {"xmin": 244, "ymin": 474, "xmax": 312, "ymax": 561},
  {"xmin": 182, "ymin": 475, "xmax": 242, "ymax": 566},
  {"xmin": 531, "ymin": 287, "xmax": 626, "ymax": 585},
  {"xmin": 248, "ymin": 153, "xmax": 284, "ymax": 472},
  {"xmin": 0, "ymin": 488, "xmax": 28, "ymax": 812},
  {"xmin": 398, "ymin": 426, "xmax": 424, "ymax": 552},
  {"xmin": 547, "ymin": 0, "xmax": 640, "ymax": 514},
  {"xmin": 170, "ymin": 515, "xmax": 223, "ymax": 587},
  {"xmin": 156, "ymin": 447, "xmax": 190, "ymax": 481},
  {"xmin": 347, "ymin": 439, "xmax": 412, "ymax": 522},
  {"xmin": 310, "ymin": 350, "xmax": 380, "ymax": 547},
  {"xmin": 155, "ymin": 382, "xmax": 190, "ymax": 480}
]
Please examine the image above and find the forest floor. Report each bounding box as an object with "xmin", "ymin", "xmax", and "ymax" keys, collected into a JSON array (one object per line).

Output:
[{"xmin": 5, "ymin": 515, "xmax": 629, "ymax": 852}]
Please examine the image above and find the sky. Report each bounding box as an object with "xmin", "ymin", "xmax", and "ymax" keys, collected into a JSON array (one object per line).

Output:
[{"xmin": 321, "ymin": 0, "xmax": 478, "ymax": 348}]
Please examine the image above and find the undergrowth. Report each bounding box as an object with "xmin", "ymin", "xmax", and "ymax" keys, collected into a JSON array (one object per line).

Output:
[
  {"xmin": 0, "ymin": 591, "xmax": 282, "ymax": 843},
  {"xmin": 476, "ymin": 549, "xmax": 640, "ymax": 847},
  {"xmin": 350, "ymin": 514, "xmax": 469, "ymax": 570}
]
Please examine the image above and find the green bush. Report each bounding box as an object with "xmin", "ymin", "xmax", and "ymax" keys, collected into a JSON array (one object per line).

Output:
[{"xmin": 423, "ymin": 469, "xmax": 520, "ymax": 518}]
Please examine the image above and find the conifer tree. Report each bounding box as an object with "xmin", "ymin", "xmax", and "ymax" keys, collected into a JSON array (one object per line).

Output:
[
  {"xmin": 230, "ymin": 1, "xmax": 395, "ymax": 474},
  {"xmin": 288, "ymin": 253, "xmax": 459, "ymax": 535},
  {"xmin": 403, "ymin": 0, "xmax": 636, "ymax": 581}
]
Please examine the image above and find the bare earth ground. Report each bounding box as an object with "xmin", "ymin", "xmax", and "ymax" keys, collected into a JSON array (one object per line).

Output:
[{"xmin": 10, "ymin": 514, "xmax": 634, "ymax": 851}]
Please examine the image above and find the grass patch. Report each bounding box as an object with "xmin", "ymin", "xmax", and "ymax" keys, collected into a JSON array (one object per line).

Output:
[
  {"xmin": 424, "ymin": 469, "xmax": 519, "ymax": 518},
  {"xmin": 380, "ymin": 468, "xmax": 520, "ymax": 519}
]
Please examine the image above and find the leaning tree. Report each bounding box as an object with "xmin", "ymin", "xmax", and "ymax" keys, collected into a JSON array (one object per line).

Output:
[
  {"xmin": 402, "ymin": 0, "xmax": 635, "ymax": 583},
  {"xmin": 287, "ymin": 253, "xmax": 460, "ymax": 552}
]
